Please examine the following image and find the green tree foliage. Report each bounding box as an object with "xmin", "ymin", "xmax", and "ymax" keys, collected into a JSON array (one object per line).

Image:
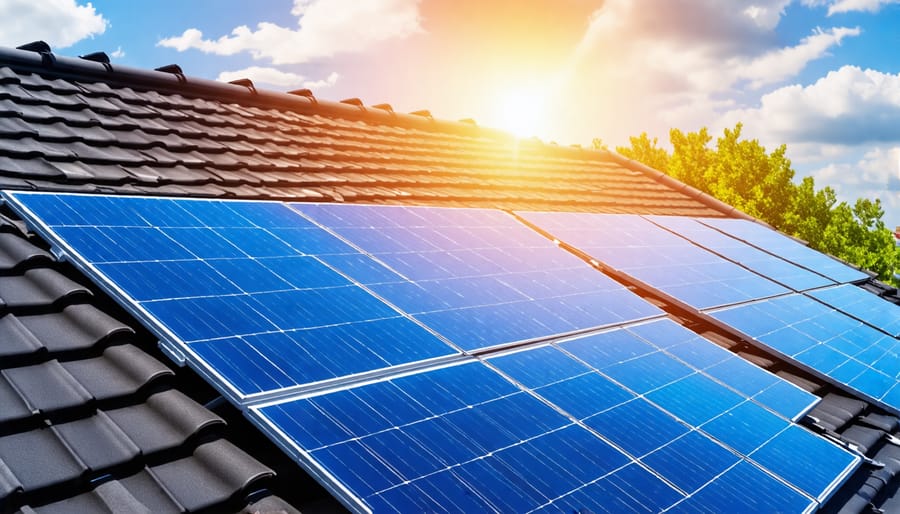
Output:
[{"xmin": 615, "ymin": 124, "xmax": 900, "ymax": 282}]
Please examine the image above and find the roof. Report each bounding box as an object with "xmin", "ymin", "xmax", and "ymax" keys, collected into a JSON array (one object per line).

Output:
[{"xmin": 0, "ymin": 41, "xmax": 898, "ymax": 513}]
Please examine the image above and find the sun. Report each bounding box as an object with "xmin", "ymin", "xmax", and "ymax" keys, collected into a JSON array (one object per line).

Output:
[{"xmin": 491, "ymin": 85, "xmax": 548, "ymax": 138}]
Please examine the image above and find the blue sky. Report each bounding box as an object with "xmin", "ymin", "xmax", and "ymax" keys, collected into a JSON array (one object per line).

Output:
[{"xmin": 2, "ymin": 0, "xmax": 899, "ymax": 224}]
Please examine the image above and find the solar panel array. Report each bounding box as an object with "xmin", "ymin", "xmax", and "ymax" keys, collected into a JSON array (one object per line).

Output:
[
  {"xmin": 517, "ymin": 210, "xmax": 900, "ymax": 416},
  {"xmin": 10, "ymin": 194, "xmax": 461, "ymax": 398},
  {"xmin": 647, "ymin": 215, "xmax": 836, "ymax": 291},
  {"xmin": 518, "ymin": 212, "xmax": 790, "ymax": 309},
  {"xmin": 290, "ymin": 203, "xmax": 661, "ymax": 351},
  {"xmin": 809, "ymin": 284, "xmax": 900, "ymax": 337},
  {"xmin": 255, "ymin": 320, "xmax": 853, "ymax": 513},
  {"xmin": 4, "ymin": 192, "xmax": 866, "ymax": 513},
  {"xmin": 699, "ymin": 217, "xmax": 870, "ymax": 284},
  {"xmin": 711, "ymin": 294, "xmax": 900, "ymax": 410}
]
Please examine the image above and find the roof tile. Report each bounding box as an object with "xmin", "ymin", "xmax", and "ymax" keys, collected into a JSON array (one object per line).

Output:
[
  {"xmin": 15, "ymin": 303, "xmax": 132, "ymax": 354},
  {"xmin": 62, "ymin": 345, "xmax": 174, "ymax": 401},
  {"xmin": 0, "ymin": 268, "xmax": 91, "ymax": 310}
]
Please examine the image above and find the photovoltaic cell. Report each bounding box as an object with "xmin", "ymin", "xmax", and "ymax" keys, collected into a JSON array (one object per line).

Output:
[
  {"xmin": 699, "ymin": 217, "xmax": 869, "ymax": 284},
  {"xmin": 255, "ymin": 323, "xmax": 855, "ymax": 512},
  {"xmin": 808, "ymin": 284, "xmax": 900, "ymax": 337},
  {"xmin": 517, "ymin": 211, "xmax": 789, "ymax": 309},
  {"xmin": 291, "ymin": 203, "xmax": 663, "ymax": 350},
  {"xmin": 648, "ymin": 215, "xmax": 835, "ymax": 291},
  {"xmin": 710, "ymin": 293, "xmax": 900, "ymax": 413},
  {"xmin": 5, "ymin": 193, "xmax": 458, "ymax": 399}
]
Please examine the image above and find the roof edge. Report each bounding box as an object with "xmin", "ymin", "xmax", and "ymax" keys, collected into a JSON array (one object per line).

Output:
[
  {"xmin": 604, "ymin": 150, "xmax": 761, "ymax": 222},
  {"xmin": 0, "ymin": 46, "xmax": 504, "ymax": 139}
]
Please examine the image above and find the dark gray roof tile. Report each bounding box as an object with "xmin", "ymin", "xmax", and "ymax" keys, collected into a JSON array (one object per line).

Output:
[
  {"xmin": 50, "ymin": 161, "xmax": 129, "ymax": 183},
  {"xmin": 0, "ymin": 97, "xmax": 23, "ymax": 117},
  {"xmin": 241, "ymin": 495, "xmax": 303, "ymax": 514},
  {"xmin": 15, "ymin": 304, "xmax": 131, "ymax": 353},
  {"xmin": 68, "ymin": 141, "xmax": 149, "ymax": 165},
  {"xmin": 106, "ymin": 390, "xmax": 224, "ymax": 454},
  {"xmin": 0, "ymin": 377, "xmax": 32, "ymax": 425},
  {"xmin": 149, "ymin": 440, "xmax": 273, "ymax": 512},
  {"xmin": 0, "ymin": 116, "xmax": 38, "ymax": 138},
  {"xmin": 27, "ymin": 479, "xmax": 155, "ymax": 514},
  {"xmin": 206, "ymin": 167, "xmax": 264, "ymax": 186},
  {"xmin": 23, "ymin": 89, "xmax": 83, "ymax": 109},
  {"xmin": 0, "ymin": 137, "xmax": 70, "ymax": 159},
  {"xmin": 0, "ymin": 67, "xmax": 19, "ymax": 83},
  {"xmin": 1, "ymin": 360, "xmax": 92, "ymax": 414},
  {"xmin": 0, "ymin": 233, "xmax": 50, "ymax": 271},
  {"xmin": 77, "ymin": 81, "xmax": 117, "ymax": 97},
  {"xmin": 0, "ymin": 314, "xmax": 43, "ymax": 360},
  {"xmin": 0, "ymin": 428, "xmax": 87, "ymax": 492},
  {"xmin": 55, "ymin": 413, "xmax": 140, "ymax": 472},
  {"xmin": 20, "ymin": 103, "xmax": 97, "ymax": 126},
  {"xmin": 62, "ymin": 345, "xmax": 173, "ymax": 401},
  {"xmin": 861, "ymin": 412, "xmax": 899, "ymax": 432},
  {"xmin": 840, "ymin": 424, "xmax": 883, "ymax": 455},
  {"xmin": 0, "ymin": 269, "xmax": 91, "ymax": 310}
]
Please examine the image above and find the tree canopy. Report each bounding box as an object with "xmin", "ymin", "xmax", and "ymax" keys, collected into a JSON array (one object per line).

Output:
[{"xmin": 615, "ymin": 124, "xmax": 900, "ymax": 283}]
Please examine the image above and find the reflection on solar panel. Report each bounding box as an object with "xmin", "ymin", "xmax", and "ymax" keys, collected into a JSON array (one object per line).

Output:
[
  {"xmin": 6, "ymin": 193, "xmax": 664, "ymax": 401},
  {"xmin": 6, "ymin": 193, "xmax": 458, "ymax": 399},
  {"xmin": 5, "ymin": 192, "xmax": 863, "ymax": 513},
  {"xmin": 254, "ymin": 320, "xmax": 856, "ymax": 513},
  {"xmin": 699, "ymin": 217, "xmax": 869, "ymax": 284},
  {"xmin": 710, "ymin": 294, "xmax": 900, "ymax": 411},
  {"xmin": 809, "ymin": 284, "xmax": 900, "ymax": 337},
  {"xmin": 517, "ymin": 211, "xmax": 789, "ymax": 309},
  {"xmin": 291, "ymin": 203, "xmax": 662, "ymax": 351},
  {"xmin": 648, "ymin": 215, "xmax": 835, "ymax": 291}
]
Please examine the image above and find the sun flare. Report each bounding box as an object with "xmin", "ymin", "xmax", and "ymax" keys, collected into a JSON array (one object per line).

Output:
[{"xmin": 491, "ymin": 85, "xmax": 548, "ymax": 138}]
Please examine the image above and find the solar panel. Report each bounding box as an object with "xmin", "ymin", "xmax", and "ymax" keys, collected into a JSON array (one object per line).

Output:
[
  {"xmin": 710, "ymin": 293, "xmax": 900, "ymax": 412},
  {"xmin": 290, "ymin": 203, "xmax": 663, "ymax": 351},
  {"xmin": 6, "ymin": 193, "xmax": 668, "ymax": 400},
  {"xmin": 808, "ymin": 284, "xmax": 900, "ymax": 337},
  {"xmin": 5, "ymin": 192, "xmax": 863, "ymax": 512},
  {"xmin": 5, "ymin": 193, "xmax": 459, "ymax": 401},
  {"xmin": 253, "ymin": 322, "xmax": 857, "ymax": 512},
  {"xmin": 648, "ymin": 215, "xmax": 836, "ymax": 291},
  {"xmin": 516, "ymin": 211, "xmax": 790, "ymax": 309},
  {"xmin": 699, "ymin": 217, "xmax": 869, "ymax": 284}
]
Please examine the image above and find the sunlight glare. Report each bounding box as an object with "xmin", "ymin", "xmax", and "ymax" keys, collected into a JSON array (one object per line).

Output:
[{"xmin": 492, "ymin": 85, "xmax": 548, "ymax": 138}]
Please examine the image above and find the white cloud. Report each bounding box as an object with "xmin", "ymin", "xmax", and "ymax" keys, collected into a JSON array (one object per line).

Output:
[
  {"xmin": 216, "ymin": 67, "xmax": 339, "ymax": 90},
  {"xmin": 719, "ymin": 66, "xmax": 900, "ymax": 146},
  {"xmin": 732, "ymin": 26, "xmax": 859, "ymax": 89},
  {"xmin": 159, "ymin": 0, "xmax": 422, "ymax": 64},
  {"xmin": 555, "ymin": 0, "xmax": 859, "ymax": 144},
  {"xmin": 110, "ymin": 46, "xmax": 124, "ymax": 59},
  {"xmin": 0, "ymin": 0, "xmax": 107, "ymax": 48},
  {"xmin": 803, "ymin": 0, "xmax": 900, "ymax": 15},
  {"xmin": 806, "ymin": 146, "xmax": 900, "ymax": 222}
]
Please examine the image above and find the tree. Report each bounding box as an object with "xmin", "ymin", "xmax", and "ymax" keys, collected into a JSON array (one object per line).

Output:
[
  {"xmin": 616, "ymin": 133, "xmax": 669, "ymax": 172},
  {"xmin": 614, "ymin": 124, "xmax": 900, "ymax": 283}
]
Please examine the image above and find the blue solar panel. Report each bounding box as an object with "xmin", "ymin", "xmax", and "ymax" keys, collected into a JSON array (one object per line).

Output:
[
  {"xmin": 809, "ymin": 284, "xmax": 900, "ymax": 337},
  {"xmin": 699, "ymin": 217, "xmax": 869, "ymax": 284},
  {"xmin": 648, "ymin": 215, "xmax": 836, "ymax": 291},
  {"xmin": 255, "ymin": 329, "xmax": 855, "ymax": 512},
  {"xmin": 710, "ymin": 293, "xmax": 900, "ymax": 413},
  {"xmin": 291, "ymin": 204, "xmax": 663, "ymax": 350},
  {"xmin": 5, "ymin": 193, "xmax": 459, "ymax": 400},
  {"xmin": 6, "ymin": 191, "xmax": 862, "ymax": 513},
  {"xmin": 517, "ymin": 211, "xmax": 789, "ymax": 309}
]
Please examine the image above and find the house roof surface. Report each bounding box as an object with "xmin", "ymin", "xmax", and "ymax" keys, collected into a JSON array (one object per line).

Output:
[{"xmin": 1, "ymin": 42, "xmax": 899, "ymax": 514}]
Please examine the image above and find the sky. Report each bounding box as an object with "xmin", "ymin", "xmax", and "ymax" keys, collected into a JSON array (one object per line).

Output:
[{"xmin": 2, "ymin": 0, "xmax": 899, "ymax": 224}]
